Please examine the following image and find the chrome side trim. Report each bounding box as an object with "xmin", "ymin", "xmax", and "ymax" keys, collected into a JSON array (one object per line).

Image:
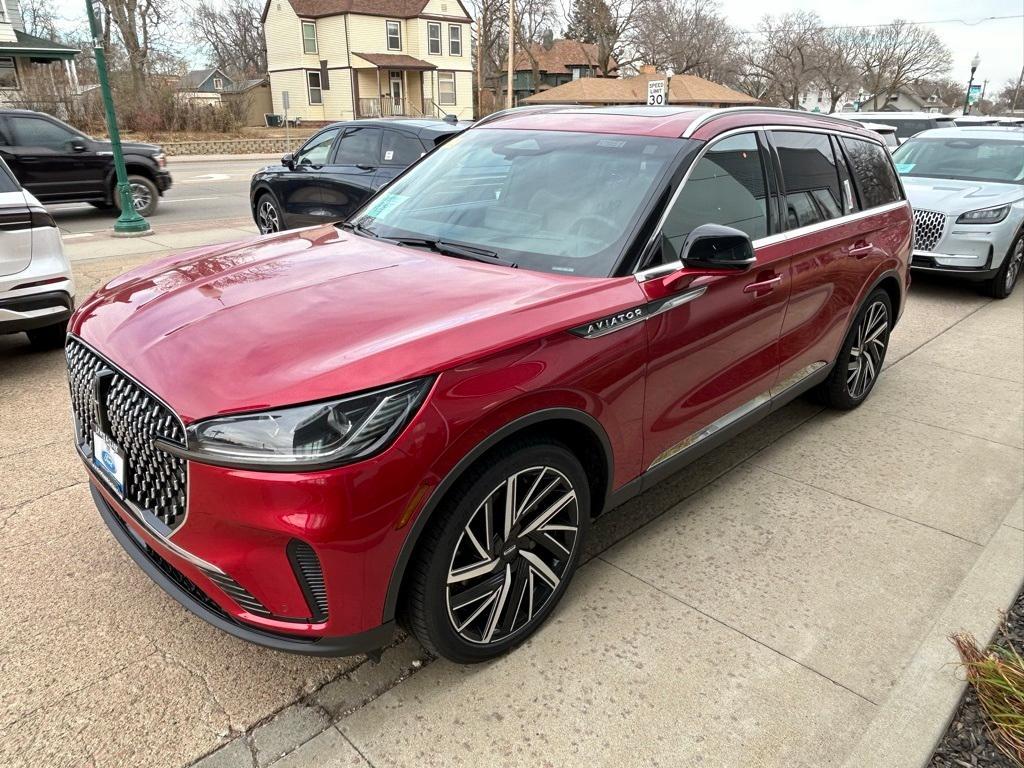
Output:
[
  {"xmin": 648, "ymin": 361, "xmax": 828, "ymax": 470},
  {"xmin": 569, "ymin": 285, "xmax": 708, "ymax": 339},
  {"xmin": 751, "ymin": 201, "xmax": 908, "ymax": 249},
  {"xmin": 647, "ymin": 285, "xmax": 707, "ymax": 317}
]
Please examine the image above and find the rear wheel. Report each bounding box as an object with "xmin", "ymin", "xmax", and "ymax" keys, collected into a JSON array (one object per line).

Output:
[
  {"xmin": 402, "ymin": 440, "xmax": 589, "ymax": 663},
  {"xmin": 815, "ymin": 289, "xmax": 892, "ymax": 410},
  {"xmin": 113, "ymin": 175, "xmax": 159, "ymax": 217},
  {"xmin": 984, "ymin": 233, "xmax": 1023, "ymax": 300},
  {"xmin": 26, "ymin": 319, "xmax": 68, "ymax": 350},
  {"xmin": 256, "ymin": 194, "xmax": 283, "ymax": 234}
]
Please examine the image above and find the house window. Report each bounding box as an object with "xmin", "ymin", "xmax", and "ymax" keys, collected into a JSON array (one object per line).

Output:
[
  {"xmin": 448, "ymin": 24, "xmax": 462, "ymax": 56},
  {"xmin": 438, "ymin": 71, "xmax": 456, "ymax": 105},
  {"xmin": 212, "ymin": 77, "xmax": 224, "ymax": 90},
  {"xmin": 427, "ymin": 22, "xmax": 441, "ymax": 56},
  {"xmin": 386, "ymin": 20, "xmax": 401, "ymax": 50},
  {"xmin": 301, "ymin": 21, "xmax": 318, "ymax": 54},
  {"xmin": 307, "ymin": 71, "xmax": 323, "ymax": 104},
  {"xmin": 0, "ymin": 57, "xmax": 17, "ymax": 89}
]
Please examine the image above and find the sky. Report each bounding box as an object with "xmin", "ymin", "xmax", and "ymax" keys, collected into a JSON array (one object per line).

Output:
[{"xmin": 48, "ymin": 0, "xmax": 1024, "ymax": 94}]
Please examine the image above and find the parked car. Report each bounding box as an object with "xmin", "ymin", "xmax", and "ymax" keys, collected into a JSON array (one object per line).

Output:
[
  {"xmin": 69, "ymin": 106, "xmax": 911, "ymax": 663},
  {"xmin": 0, "ymin": 108, "xmax": 171, "ymax": 217},
  {"xmin": 893, "ymin": 126, "xmax": 1024, "ymax": 298},
  {"xmin": 860, "ymin": 122, "xmax": 900, "ymax": 151},
  {"xmin": 953, "ymin": 115, "xmax": 1002, "ymax": 127},
  {"xmin": 0, "ymin": 156, "xmax": 74, "ymax": 349},
  {"xmin": 249, "ymin": 117, "xmax": 466, "ymax": 234},
  {"xmin": 846, "ymin": 112, "xmax": 956, "ymax": 141}
]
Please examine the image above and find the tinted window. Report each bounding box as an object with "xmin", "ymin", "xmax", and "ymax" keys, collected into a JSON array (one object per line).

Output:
[
  {"xmin": 0, "ymin": 159, "xmax": 18, "ymax": 192},
  {"xmin": 842, "ymin": 137, "xmax": 903, "ymax": 207},
  {"xmin": 335, "ymin": 127, "xmax": 382, "ymax": 165},
  {"xmin": 830, "ymin": 136, "xmax": 859, "ymax": 214},
  {"xmin": 8, "ymin": 116, "xmax": 78, "ymax": 149},
  {"xmin": 381, "ymin": 130, "xmax": 423, "ymax": 165},
  {"xmin": 773, "ymin": 131, "xmax": 843, "ymax": 229},
  {"xmin": 662, "ymin": 132, "xmax": 768, "ymax": 259},
  {"xmin": 294, "ymin": 128, "xmax": 339, "ymax": 166}
]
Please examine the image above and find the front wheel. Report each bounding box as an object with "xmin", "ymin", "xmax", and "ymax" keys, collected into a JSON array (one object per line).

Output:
[
  {"xmin": 255, "ymin": 194, "xmax": 283, "ymax": 234},
  {"xmin": 984, "ymin": 233, "xmax": 1023, "ymax": 300},
  {"xmin": 113, "ymin": 175, "xmax": 159, "ymax": 217},
  {"xmin": 402, "ymin": 441, "xmax": 589, "ymax": 663},
  {"xmin": 815, "ymin": 289, "xmax": 892, "ymax": 410}
]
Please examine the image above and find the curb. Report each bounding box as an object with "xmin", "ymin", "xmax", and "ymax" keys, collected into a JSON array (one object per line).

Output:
[{"xmin": 167, "ymin": 153, "xmax": 284, "ymax": 164}]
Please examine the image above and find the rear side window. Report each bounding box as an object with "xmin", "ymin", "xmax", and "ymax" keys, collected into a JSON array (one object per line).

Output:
[
  {"xmin": 334, "ymin": 127, "xmax": 382, "ymax": 165},
  {"xmin": 662, "ymin": 131, "xmax": 769, "ymax": 257},
  {"xmin": 773, "ymin": 131, "xmax": 843, "ymax": 229},
  {"xmin": 841, "ymin": 137, "xmax": 902, "ymax": 209},
  {"xmin": 0, "ymin": 159, "xmax": 18, "ymax": 192},
  {"xmin": 381, "ymin": 130, "xmax": 423, "ymax": 165}
]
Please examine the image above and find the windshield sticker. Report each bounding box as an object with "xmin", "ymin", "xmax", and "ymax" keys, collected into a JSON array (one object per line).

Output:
[
  {"xmin": 363, "ymin": 194, "xmax": 406, "ymax": 219},
  {"xmin": 894, "ymin": 163, "xmax": 915, "ymax": 173},
  {"xmin": 597, "ymin": 139, "xmax": 626, "ymax": 149}
]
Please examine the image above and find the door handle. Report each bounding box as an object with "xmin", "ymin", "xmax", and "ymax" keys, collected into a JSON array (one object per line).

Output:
[
  {"xmin": 847, "ymin": 242, "xmax": 874, "ymax": 258},
  {"xmin": 743, "ymin": 275, "xmax": 782, "ymax": 294}
]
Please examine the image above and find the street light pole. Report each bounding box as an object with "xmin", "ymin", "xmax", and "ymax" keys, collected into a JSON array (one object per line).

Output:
[
  {"xmin": 506, "ymin": 0, "xmax": 514, "ymax": 109},
  {"xmin": 962, "ymin": 52, "xmax": 981, "ymax": 116},
  {"xmin": 85, "ymin": 0, "xmax": 150, "ymax": 237}
]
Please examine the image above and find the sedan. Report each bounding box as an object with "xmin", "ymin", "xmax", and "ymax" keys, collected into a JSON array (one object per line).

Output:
[{"xmin": 250, "ymin": 118, "xmax": 466, "ymax": 234}]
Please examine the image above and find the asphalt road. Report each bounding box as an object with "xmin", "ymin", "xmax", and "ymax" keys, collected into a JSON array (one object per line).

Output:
[{"xmin": 46, "ymin": 157, "xmax": 273, "ymax": 237}]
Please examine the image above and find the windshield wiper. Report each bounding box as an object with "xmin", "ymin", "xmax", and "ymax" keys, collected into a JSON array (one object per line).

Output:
[
  {"xmin": 392, "ymin": 238, "xmax": 517, "ymax": 268},
  {"xmin": 340, "ymin": 220, "xmax": 379, "ymax": 239}
]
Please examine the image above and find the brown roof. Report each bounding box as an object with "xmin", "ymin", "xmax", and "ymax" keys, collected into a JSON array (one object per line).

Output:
[
  {"xmin": 512, "ymin": 39, "xmax": 617, "ymax": 74},
  {"xmin": 523, "ymin": 71, "xmax": 757, "ymax": 106},
  {"xmin": 352, "ymin": 52, "xmax": 436, "ymax": 70},
  {"xmin": 275, "ymin": 0, "xmax": 471, "ymax": 20}
]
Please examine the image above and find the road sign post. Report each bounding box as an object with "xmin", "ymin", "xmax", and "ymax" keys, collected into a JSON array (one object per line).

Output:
[
  {"xmin": 85, "ymin": 0, "xmax": 150, "ymax": 237},
  {"xmin": 647, "ymin": 79, "xmax": 667, "ymax": 107}
]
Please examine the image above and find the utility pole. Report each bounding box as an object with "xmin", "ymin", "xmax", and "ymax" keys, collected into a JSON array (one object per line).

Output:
[
  {"xmin": 1012, "ymin": 64, "xmax": 1024, "ymax": 112},
  {"xmin": 85, "ymin": 0, "xmax": 150, "ymax": 237},
  {"xmin": 476, "ymin": 12, "xmax": 484, "ymax": 117},
  {"xmin": 506, "ymin": 0, "xmax": 514, "ymax": 109}
]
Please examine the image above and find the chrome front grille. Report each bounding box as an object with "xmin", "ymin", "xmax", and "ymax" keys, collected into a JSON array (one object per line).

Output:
[
  {"xmin": 66, "ymin": 338, "xmax": 188, "ymax": 532},
  {"xmin": 913, "ymin": 209, "xmax": 946, "ymax": 252}
]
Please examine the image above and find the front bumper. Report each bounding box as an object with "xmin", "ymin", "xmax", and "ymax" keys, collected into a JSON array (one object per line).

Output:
[
  {"xmin": 155, "ymin": 170, "xmax": 173, "ymax": 194},
  {"xmin": 910, "ymin": 251, "xmax": 998, "ymax": 281},
  {"xmin": 91, "ymin": 481, "xmax": 396, "ymax": 656}
]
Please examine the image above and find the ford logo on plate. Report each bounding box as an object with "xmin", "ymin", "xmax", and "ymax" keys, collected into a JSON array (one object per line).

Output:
[{"xmin": 101, "ymin": 450, "xmax": 116, "ymax": 474}]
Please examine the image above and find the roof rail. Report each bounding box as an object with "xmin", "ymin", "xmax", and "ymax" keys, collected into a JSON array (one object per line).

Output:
[
  {"xmin": 681, "ymin": 106, "xmax": 873, "ymax": 138},
  {"xmin": 472, "ymin": 104, "xmax": 584, "ymax": 129}
]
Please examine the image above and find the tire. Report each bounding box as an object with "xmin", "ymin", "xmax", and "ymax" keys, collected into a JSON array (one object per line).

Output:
[
  {"xmin": 26, "ymin": 319, "xmax": 68, "ymax": 350},
  {"xmin": 983, "ymin": 232, "xmax": 1024, "ymax": 300},
  {"xmin": 255, "ymin": 193, "xmax": 284, "ymax": 234},
  {"xmin": 402, "ymin": 440, "xmax": 590, "ymax": 663},
  {"xmin": 113, "ymin": 175, "xmax": 159, "ymax": 217},
  {"xmin": 815, "ymin": 289, "xmax": 892, "ymax": 410}
]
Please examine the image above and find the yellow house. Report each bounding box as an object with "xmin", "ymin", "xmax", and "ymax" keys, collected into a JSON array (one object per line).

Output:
[{"xmin": 261, "ymin": 0, "xmax": 474, "ymax": 122}]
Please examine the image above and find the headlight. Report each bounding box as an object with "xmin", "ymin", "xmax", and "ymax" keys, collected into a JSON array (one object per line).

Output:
[
  {"xmin": 956, "ymin": 205, "xmax": 1010, "ymax": 224},
  {"xmin": 185, "ymin": 378, "xmax": 433, "ymax": 468},
  {"xmin": 153, "ymin": 152, "xmax": 167, "ymax": 168}
]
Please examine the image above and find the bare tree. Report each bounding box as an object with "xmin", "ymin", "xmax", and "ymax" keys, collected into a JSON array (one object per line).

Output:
[
  {"xmin": 514, "ymin": 0, "xmax": 558, "ymax": 97},
  {"xmin": 814, "ymin": 27, "xmax": 863, "ymax": 112},
  {"xmin": 633, "ymin": 0, "xmax": 736, "ymax": 81},
  {"xmin": 564, "ymin": 0, "xmax": 644, "ymax": 75},
  {"xmin": 743, "ymin": 11, "xmax": 822, "ymax": 109},
  {"xmin": 191, "ymin": 0, "xmax": 267, "ymax": 78},
  {"xmin": 858, "ymin": 20, "xmax": 951, "ymax": 110},
  {"xmin": 99, "ymin": 0, "xmax": 170, "ymax": 89},
  {"xmin": 19, "ymin": 0, "xmax": 59, "ymax": 39}
]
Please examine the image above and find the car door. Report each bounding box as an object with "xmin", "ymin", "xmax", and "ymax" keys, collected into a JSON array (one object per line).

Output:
[
  {"xmin": 1, "ymin": 114, "xmax": 106, "ymax": 202},
  {"xmin": 768, "ymin": 129, "xmax": 890, "ymax": 388},
  {"xmin": 375, "ymin": 128, "xmax": 427, "ymax": 188},
  {"xmin": 318, "ymin": 126, "xmax": 382, "ymax": 222},
  {"xmin": 637, "ymin": 131, "xmax": 790, "ymax": 471},
  {"xmin": 276, "ymin": 127, "xmax": 341, "ymax": 227},
  {"xmin": 0, "ymin": 159, "xmax": 32, "ymax": 277}
]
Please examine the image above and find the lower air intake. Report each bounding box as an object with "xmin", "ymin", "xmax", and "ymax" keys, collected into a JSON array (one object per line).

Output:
[{"xmin": 288, "ymin": 540, "xmax": 329, "ymax": 622}]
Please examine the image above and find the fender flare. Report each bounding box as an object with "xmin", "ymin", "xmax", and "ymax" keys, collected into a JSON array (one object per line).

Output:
[{"xmin": 381, "ymin": 407, "xmax": 614, "ymax": 623}]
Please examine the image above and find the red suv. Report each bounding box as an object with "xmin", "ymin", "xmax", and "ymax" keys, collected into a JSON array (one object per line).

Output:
[{"xmin": 68, "ymin": 107, "xmax": 911, "ymax": 663}]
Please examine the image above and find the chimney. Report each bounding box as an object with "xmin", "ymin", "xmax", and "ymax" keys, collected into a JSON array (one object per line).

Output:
[{"xmin": 639, "ymin": 65, "xmax": 656, "ymax": 75}]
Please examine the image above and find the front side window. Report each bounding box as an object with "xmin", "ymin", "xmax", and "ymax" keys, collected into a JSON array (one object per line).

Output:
[
  {"xmin": 8, "ymin": 116, "xmax": 79, "ymax": 149},
  {"xmin": 294, "ymin": 127, "xmax": 339, "ymax": 166},
  {"xmin": 427, "ymin": 22, "xmax": 441, "ymax": 56},
  {"xmin": 438, "ymin": 71, "xmax": 456, "ymax": 106},
  {"xmin": 448, "ymin": 24, "xmax": 462, "ymax": 56},
  {"xmin": 773, "ymin": 131, "xmax": 843, "ymax": 229},
  {"xmin": 0, "ymin": 57, "xmax": 17, "ymax": 89},
  {"xmin": 661, "ymin": 132, "xmax": 769, "ymax": 260},
  {"xmin": 302, "ymin": 21, "xmax": 318, "ymax": 54},
  {"xmin": 350, "ymin": 128, "xmax": 681, "ymax": 276},
  {"xmin": 386, "ymin": 20, "xmax": 401, "ymax": 50},
  {"xmin": 843, "ymin": 137, "xmax": 904, "ymax": 207},
  {"xmin": 892, "ymin": 137, "xmax": 1024, "ymax": 185},
  {"xmin": 306, "ymin": 71, "xmax": 322, "ymax": 104}
]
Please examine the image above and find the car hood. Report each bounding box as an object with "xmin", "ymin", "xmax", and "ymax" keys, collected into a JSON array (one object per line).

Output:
[
  {"xmin": 71, "ymin": 226, "xmax": 637, "ymax": 421},
  {"xmin": 91, "ymin": 139, "xmax": 161, "ymax": 155},
  {"xmin": 900, "ymin": 176, "xmax": 1022, "ymax": 215}
]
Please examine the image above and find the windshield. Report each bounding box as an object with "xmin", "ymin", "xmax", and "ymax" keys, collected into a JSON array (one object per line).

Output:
[
  {"xmin": 347, "ymin": 128, "xmax": 683, "ymax": 277},
  {"xmin": 893, "ymin": 137, "xmax": 1024, "ymax": 184}
]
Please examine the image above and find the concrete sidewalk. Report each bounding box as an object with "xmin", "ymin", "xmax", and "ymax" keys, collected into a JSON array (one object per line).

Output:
[{"xmin": 195, "ymin": 284, "xmax": 1024, "ymax": 768}]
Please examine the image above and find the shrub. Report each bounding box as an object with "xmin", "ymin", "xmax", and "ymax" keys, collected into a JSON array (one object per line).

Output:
[{"xmin": 953, "ymin": 629, "xmax": 1024, "ymax": 765}]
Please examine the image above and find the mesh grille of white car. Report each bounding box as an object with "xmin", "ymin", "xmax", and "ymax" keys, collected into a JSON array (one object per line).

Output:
[{"xmin": 913, "ymin": 209, "xmax": 946, "ymax": 252}]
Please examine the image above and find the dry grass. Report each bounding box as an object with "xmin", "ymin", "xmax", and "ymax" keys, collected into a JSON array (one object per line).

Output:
[{"xmin": 952, "ymin": 627, "xmax": 1024, "ymax": 766}]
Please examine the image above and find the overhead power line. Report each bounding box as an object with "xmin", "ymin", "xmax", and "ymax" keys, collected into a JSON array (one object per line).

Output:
[{"xmin": 736, "ymin": 13, "xmax": 1024, "ymax": 35}]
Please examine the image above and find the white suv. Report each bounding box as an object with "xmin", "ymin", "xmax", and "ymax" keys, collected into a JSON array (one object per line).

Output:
[{"xmin": 0, "ymin": 156, "xmax": 74, "ymax": 348}]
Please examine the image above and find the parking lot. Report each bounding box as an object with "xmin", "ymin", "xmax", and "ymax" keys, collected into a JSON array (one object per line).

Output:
[{"xmin": 2, "ymin": 251, "xmax": 1020, "ymax": 767}]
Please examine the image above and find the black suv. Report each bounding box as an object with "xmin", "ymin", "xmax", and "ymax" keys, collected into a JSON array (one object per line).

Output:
[
  {"xmin": 0, "ymin": 109, "xmax": 172, "ymax": 216},
  {"xmin": 250, "ymin": 118, "xmax": 466, "ymax": 233}
]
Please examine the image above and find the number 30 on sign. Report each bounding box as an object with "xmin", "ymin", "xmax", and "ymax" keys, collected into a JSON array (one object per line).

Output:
[{"xmin": 647, "ymin": 80, "xmax": 666, "ymax": 106}]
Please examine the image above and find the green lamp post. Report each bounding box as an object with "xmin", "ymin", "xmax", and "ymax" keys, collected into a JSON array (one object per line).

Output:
[{"xmin": 85, "ymin": 0, "xmax": 151, "ymax": 236}]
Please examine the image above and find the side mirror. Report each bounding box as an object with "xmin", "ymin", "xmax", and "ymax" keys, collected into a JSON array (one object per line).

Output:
[
  {"xmin": 69, "ymin": 139, "xmax": 88, "ymax": 152},
  {"xmin": 281, "ymin": 153, "xmax": 294, "ymax": 169},
  {"xmin": 680, "ymin": 224, "xmax": 755, "ymax": 270}
]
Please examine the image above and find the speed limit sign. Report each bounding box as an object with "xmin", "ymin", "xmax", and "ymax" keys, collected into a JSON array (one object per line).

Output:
[{"xmin": 647, "ymin": 79, "xmax": 667, "ymax": 106}]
